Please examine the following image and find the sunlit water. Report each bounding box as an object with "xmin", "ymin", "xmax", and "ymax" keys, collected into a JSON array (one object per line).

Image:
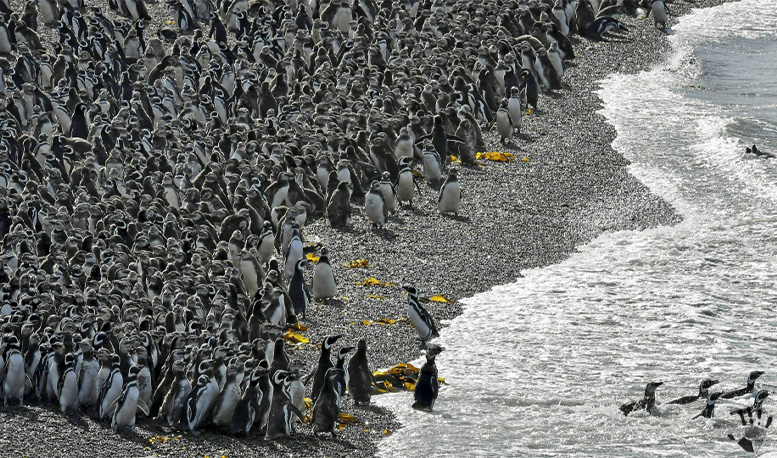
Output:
[{"xmin": 376, "ymin": 1, "xmax": 777, "ymax": 455}]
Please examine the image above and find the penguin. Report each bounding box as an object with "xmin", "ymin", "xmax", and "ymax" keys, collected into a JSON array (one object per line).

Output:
[
  {"xmin": 111, "ymin": 365, "xmax": 149, "ymax": 432},
  {"xmin": 333, "ymin": 346, "xmax": 354, "ymax": 400},
  {"xmin": 668, "ymin": 379, "xmax": 719, "ymax": 404},
  {"xmin": 312, "ymin": 368, "xmax": 343, "ymax": 436},
  {"xmin": 311, "ymin": 247, "xmax": 337, "ymax": 300},
  {"xmin": 77, "ymin": 341, "xmax": 100, "ymax": 410},
  {"xmin": 230, "ymin": 366, "xmax": 264, "ymax": 436},
  {"xmin": 58, "ymin": 353, "xmax": 79, "ymax": 413},
  {"xmin": 265, "ymin": 370, "xmax": 304, "ymax": 440},
  {"xmin": 263, "ymin": 286, "xmax": 288, "ymax": 328},
  {"xmin": 0, "ymin": 335, "xmax": 26, "ymax": 405},
  {"xmin": 288, "ymin": 259, "xmax": 312, "ymax": 319},
  {"xmin": 587, "ymin": 17, "xmax": 628, "ymax": 39},
  {"xmin": 412, "ymin": 344, "xmax": 444, "ymax": 412},
  {"xmin": 421, "ymin": 142, "xmax": 444, "ymax": 189},
  {"xmin": 184, "ymin": 371, "xmax": 220, "ymax": 435},
  {"xmin": 287, "ymin": 361, "xmax": 306, "ymax": 425},
  {"xmin": 396, "ymin": 157, "xmax": 417, "ymax": 207},
  {"xmin": 507, "ymin": 87, "xmax": 522, "ymax": 137},
  {"xmin": 403, "ymin": 285, "xmax": 440, "ymax": 342},
  {"xmin": 495, "ymin": 99, "xmax": 514, "ymax": 144},
  {"xmin": 438, "ymin": 169, "xmax": 461, "ymax": 216},
  {"xmin": 380, "ymin": 171, "xmax": 397, "ymax": 213},
  {"xmin": 365, "ymin": 180, "xmax": 388, "ymax": 228},
  {"xmin": 650, "ymin": 0, "xmax": 668, "ymax": 29},
  {"xmin": 327, "ymin": 181, "xmax": 352, "ymax": 228},
  {"xmin": 731, "ymin": 389, "xmax": 771, "ymax": 425},
  {"xmin": 257, "ymin": 222, "xmax": 276, "ymax": 265},
  {"xmin": 745, "ymin": 145, "xmax": 775, "ymax": 158},
  {"xmin": 306, "ymin": 335, "xmax": 341, "ymax": 403},
  {"xmin": 347, "ymin": 338, "xmax": 374, "ymax": 405},
  {"xmin": 620, "ymin": 381, "xmax": 663, "ymax": 416},
  {"xmin": 212, "ymin": 365, "xmax": 242, "ymax": 429},
  {"xmin": 157, "ymin": 359, "xmax": 191, "ymax": 427},
  {"xmin": 728, "ymin": 390, "xmax": 773, "ymax": 453},
  {"xmin": 721, "ymin": 371, "xmax": 765, "ymax": 399},
  {"xmin": 693, "ymin": 392, "xmax": 722, "ymax": 419},
  {"xmin": 98, "ymin": 354, "xmax": 124, "ymax": 419}
]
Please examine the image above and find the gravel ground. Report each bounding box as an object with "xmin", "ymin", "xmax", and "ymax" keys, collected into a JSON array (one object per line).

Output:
[{"xmin": 0, "ymin": 0, "xmax": 735, "ymax": 456}]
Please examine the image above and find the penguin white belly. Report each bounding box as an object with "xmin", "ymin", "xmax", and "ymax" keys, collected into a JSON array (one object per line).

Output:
[
  {"xmin": 496, "ymin": 111, "xmax": 514, "ymax": 140},
  {"xmin": 285, "ymin": 241, "xmax": 303, "ymax": 279},
  {"xmin": 409, "ymin": 306, "xmax": 432, "ymax": 339},
  {"xmin": 59, "ymin": 372, "xmax": 79, "ymax": 412},
  {"xmin": 438, "ymin": 182, "xmax": 461, "ymax": 214},
  {"xmin": 380, "ymin": 183, "xmax": 397, "ymax": 212},
  {"xmin": 507, "ymin": 99, "xmax": 522, "ymax": 130},
  {"xmin": 241, "ymin": 259, "xmax": 260, "ymax": 297},
  {"xmin": 213, "ymin": 385, "xmax": 241, "ymax": 426},
  {"xmin": 78, "ymin": 364, "xmax": 99, "ymax": 406},
  {"xmin": 422, "ymin": 156, "xmax": 442, "ymax": 185},
  {"xmin": 3, "ymin": 354, "xmax": 26, "ymax": 401},
  {"xmin": 164, "ymin": 187, "xmax": 179, "ymax": 209},
  {"xmin": 365, "ymin": 194, "xmax": 387, "ymax": 224},
  {"xmin": 258, "ymin": 238, "xmax": 274, "ymax": 264},
  {"xmin": 553, "ymin": 9, "xmax": 569, "ymax": 35},
  {"xmin": 337, "ymin": 167, "xmax": 351, "ymax": 184},
  {"xmin": 397, "ymin": 172, "xmax": 414, "ymax": 202},
  {"xmin": 101, "ymin": 376, "xmax": 123, "ymax": 417},
  {"xmin": 548, "ymin": 51, "xmax": 564, "ymax": 79},
  {"xmin": 395, "ymin": 138, "xmax": 414, "ymax": 159},
  {"xmin": 652, "ymin": 2, "xmax": 667, "ymax": 26},
  {"xmin": 113, "ymin": 389, "xmax": 139, "ymax": 430},
  {"xmin": 270, "ymin": 186, "xmax": 289, "ymax": 209},
  {"xmin": 289, "ymin": 382, "xmax": 305, "ymax": 420},
  {"xmin": 312, "ymin": 263, "xmax": 337, "ymax": 299},
  {"xmin": 316, "ymin": 166, "xmax": 330, "ymax": 189},
  {"xmin": 334, "ymin": 9, "xmax": 351, "ymax": 33},
  {"xmin": 138, "ymin": 369, "xmax": 152, "ymax": 406}
]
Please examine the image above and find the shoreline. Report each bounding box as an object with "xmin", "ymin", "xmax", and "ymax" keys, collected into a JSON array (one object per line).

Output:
[{"xmin": 0, "ymin": 0, "xmax": 736, "ymax": 456}]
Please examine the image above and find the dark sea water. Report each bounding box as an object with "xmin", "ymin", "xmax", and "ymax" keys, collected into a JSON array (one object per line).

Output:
[{"xmin": 376, "ymin": 1, "xmax": 777, "ymax": 455}]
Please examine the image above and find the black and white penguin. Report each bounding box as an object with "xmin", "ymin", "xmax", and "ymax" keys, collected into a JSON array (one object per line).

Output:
[
  {"xmin": 396, "ymin": 157, "xmax": 417, "ymax": 207},
  {"xmin": 184, "ymin": 371, "xmax": 220, "ymax": 435},
  {"xmin": 230, "ymin": 366, "xmax": 264, "ymax": 436},
  {"xmin": 365, "ymin": 180, "xmax": 388, "ymax": 228},
  {"xmin": 693, "ymin": 392, "xmax": 722, "ymax": 419},
  {"xmin": 745, "ymin": 145, "xmax": 775, "ymax": 158},
  {"xmin": 587, "ymin": 16, "xmax": 628, "ymax": 39},
  {"xmin": 650, "ymin": 0, "xmax": 668, "ymax": 29},
  {"xmin": 380, "ymin": 171, "xmax": 397, "ymax": 213},
  {"xmin": 668, "ymin": 379, "xmax": 719, "ymax": 404},
  {"xmin": 421, "ymin": 142, "xmax": 444, "ymax": 189},
  {"xmin": 312, "ymin": 367, "xmax": 343, "ymax": 436},
  {"xmin": 306, "ymin": 335, "xmax": 342, "ymax": 403},
  {"xmin": 77, "ymin": 341, "xmax": 100, "ymax": 410},
  {"xmin": 312, "ymin": 247, "xmax": 337, "ymax": 300},
  {"xmin": 288, "ymin": 259, "xmax": 312, "ymax": 319},
  {"xmin": 728, "ymin": 390, "xmax": 773, "ymax": 453},
  {"xmin": 212, "ymin": 365, "xmax": 242, "ymax": 429},
  {"xmin": 438, "ymin": 169, "xmax": 461, "ymax": 216},
  {"xmin": 722, "ymin": 371, "xmax": 765, "ymax": 399},
  {"xmin": 620, "ymin": 381, "xmax": 663, "ymax": 416},
  {"xmin": 111, "ymin": 365, "xmax": 149, "ymax": 432},
  {"xmin": 413, "ymin": 344, "xmax": 444, "ymax": 412},
  {"xmin": 403, "ymin": 285, "xmax": 440, "ymax": 342},
  {"xmin": 347, "ymin": 339, "xmax": 374, "ymax": 405},
  {"xmin": 157, "ymin": 359, "xmax": 191, "ymax": 427},
  {"xmin": 287, "ymin": 361, "xmax": 306, "ymax": 426},
  {"xmin": 58, "ymin": 353, "xmax": 79, "ymax": 413},
  {"xmin": 333, "ymin": 346, "xmax": 354, "ymax": 400},
  {"xmin": 507, "ymin": 87, "xmax": 522, "ymax": 136},
  {"xmin": 265, "ymin": 370, "xmax": 303, "ymax": 440},
  {"xmin": 0, "ymin": 335, "xmax": 26, "ymax": 405},
  {"xmin": 496, "ymin": 99, "xmax": 514, "ymax": 144}
]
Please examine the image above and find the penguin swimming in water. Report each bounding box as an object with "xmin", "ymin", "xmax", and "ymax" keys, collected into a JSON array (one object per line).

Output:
[
  {"xmin": 620, "ymin": 381, "xmax": 663, "ymax": 416},
  {"xmin": 728, "ymin": 390, "xmax": 773, "ymax": 453},
  {"xmin": 721, "ymin": 371, "xmax": 764, "ymax": 399},
  {"xmin": 413, "ymin": 344, "xmax": 444, "ymax": 412},
  {"xmin": 668, "ymin": 379, "xmax": 719, "ymax": 404},
  {"xmin": 312, "ymin": 368, "xmax": 343, "ymax": 436},
  {"xmin": 693, "ymin": 392, "xmax": 722, "ymax": 419},
  {"xmin": 403, "ymin": 285, "xmax": 440, "ymax": 343},
  {"xmin": 347, "ymin": 338, "xmax": 375, "ymax": 405},
  {"xmin": 311, "ymin": 247, "xmax": 337, "ymax": 300},
  {"xmin": 745, "ymin": 145, "xmax": 775, "ymax": 159}
]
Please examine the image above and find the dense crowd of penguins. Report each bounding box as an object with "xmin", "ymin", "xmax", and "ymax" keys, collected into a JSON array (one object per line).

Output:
[{"xmin": 0, "ymin": 0, "xmax": 651, "ymax": 441}]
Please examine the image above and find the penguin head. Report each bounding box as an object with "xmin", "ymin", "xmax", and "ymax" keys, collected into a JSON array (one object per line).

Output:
[
  {"xmin": 323, "ymin": 335, "xmax": 342, "ymax": 350},
  {"xmin": 424, "ymin": 344, "xmax": 444, "ymax": 360},
  {"xmin": 707, "ymin": 391, "xmax": 722, "ymax": 402},
  {"xmin": 369, "ymin": 180, "xmax": 381, "ymax": 192},
  {"xmin": 749, "ymin": 371, "xmax": 765, "ymax": 382},
  {"xmin": 645, "ymin": 381, "xmax": 663, "ymax": 395},
  {"xmin": 295, "ymin": 259, "xmax": 307, "ymax": 272},
  {"xmin": 754, "ymin": 390, "xmax": 770, "ymax": 407},
  {"xmin": 337, "ymin": 346, "xmax": 355, "ymax": 359},
  {"xmin": 128, "ymin": 364, "xmax": 142, "ymax": 378},
  {"xmin": 699, "ymin": 379, "xmax": 719, "ymax": 395},
  {"xmin": 402, "ymin": 285, "xmax": 419, "ymax": 297}
]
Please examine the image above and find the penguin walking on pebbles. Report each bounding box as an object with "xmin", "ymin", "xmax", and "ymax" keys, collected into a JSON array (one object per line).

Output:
[
  {"xmin": 306, "ymin": 335, "xmax": 341, "ymax": 403},
  {"xmin": 496, "ymin": 99, "xmax": 514, "ymax": 144},
  {"xmin": 312, "ymin": 248, "xmax": 337, "ymax": 300},
  {"xmin": 347, "ymin": 339, "xmax": 375, "ymax": 405},
  {"xmin": 0, "ymin": 335, "xmax": 26, "ymax": 406},
  {"xmin": 312, "ymin": 368, "xmax": 343, "ymax": 436},
  {"xmin": 288, "ymin": 259, "xmax": 312, "ymax": 319},
  {"xmin": 650, "ymin": 0, "xmax": 668, "ymax": 29},
  {"xmin": 365, "ymin": 180, "xmax": 388, "ymax": 228},
  {"xmin": 230, "ymin": 367, "xmax": 264, "ymax": 436},
  {"xmin": 327, "ymin": 181, "xmax": 352, "ymax": 228},
  {"xmin": 58, "ymin": 353, "xmax": 79, "ymax": 413},
  {"xmin": 438, "ymin": 169, "xmax": 461, "ymax": 216},
  {"xmin": 413, "ymin": 344, "xmax": 444, "ymax": 412},
  {"xmin": 77, "ymin": 342, "xmax": 100, "ymax": 410},
  {"xmin": 380, "ymin": 171, "xmax": 397, "ymax": 213},
  {"xmin": 265, "ymin": 370, "xmax": 303, "ymax": 440},
  {"xmin": 507, "ymin": 87, "xmax": 523, "ymax": 137},
  {"xmin": 157, "ymin": 360, "xmax": 191, "ymax": 427},
  {"xmin": 403, "ymin": 285, "xmax": 440, "ymax": 343},
  {"xmin": 397, "ymin": 157, "xmax": 418, "ymax": 207}
]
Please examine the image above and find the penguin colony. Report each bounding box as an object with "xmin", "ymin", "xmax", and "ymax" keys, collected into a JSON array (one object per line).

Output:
[
  {"xmin": 0, "ymin": 0, "xmax": 661, "ymax": 443},
  {"xmin": 621, "ymin": 372, "xmax": 772, "ymax": 453}
]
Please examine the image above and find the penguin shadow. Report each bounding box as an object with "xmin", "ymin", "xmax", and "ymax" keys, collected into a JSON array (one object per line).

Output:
[
  {"xmin": 439, "ymin": 213, "xmax": 471, "ymax": 223},
  {"xmin": 663, "ymin": 28, "xmax": 675, "ymax": 36},
  {"xmin": 0, "ymin": 403, "xmax": 39, "ymax": 421},
  {"xmin": 370, "ymin": 226, "xmax": 397, "ymax": 241},
  {"xmin": 401, "ymin": 205, "xmax": 428, "ymax": 217},
  {"xmin": 352, "ymin": 403, "xmax": 385, "ymax": 415},
  {"xmin": 600, "ymin": 35, "xmax": 634, "ymax": 43},
  {"xmin": 64, "ymin": 410, "xmax": 91, "ymax": 430},
  {"xmin": 319, "ymin": 297, "xmax": 346, "ymax": 307}
]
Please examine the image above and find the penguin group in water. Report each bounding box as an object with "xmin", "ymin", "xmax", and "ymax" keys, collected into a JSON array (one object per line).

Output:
[
  {"xmin": 621, "ymin": 371, "xmax": 771, "ymax": 453},
  {"xmin": 0, "ymin": 0, "xmax": 660, "ymax": 442}
]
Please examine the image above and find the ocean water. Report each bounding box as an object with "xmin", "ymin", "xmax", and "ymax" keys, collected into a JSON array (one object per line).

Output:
[{"xmin": 375, "ymin": 1, "xmax": 777, "ymax": 456}]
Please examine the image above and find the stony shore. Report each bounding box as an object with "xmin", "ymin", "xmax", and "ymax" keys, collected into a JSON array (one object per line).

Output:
[{"xmin": 0, "ymin": 0, "xmax": 736, "ymax": 456}]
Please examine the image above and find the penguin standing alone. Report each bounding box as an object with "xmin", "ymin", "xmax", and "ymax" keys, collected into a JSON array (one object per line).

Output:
[
  {"xmin": 311, "ymin": 247, "xmax": 337, "ymax": 300},
  {"xmin": 412, "ymin": 344, "xmax": 444, "ymax": 412},
  {"xmin": 437, "ymin": 169, "xmax": 461, "ymax": 216},
  {"xmin": 347, "ymin": 339, "xmax": 375, "ymax": 405}
]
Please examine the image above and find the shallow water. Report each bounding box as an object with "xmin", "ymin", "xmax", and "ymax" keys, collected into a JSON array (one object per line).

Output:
[{"xmin": 376, "ymin": 1, "xmax": 777, "ymax": 455}]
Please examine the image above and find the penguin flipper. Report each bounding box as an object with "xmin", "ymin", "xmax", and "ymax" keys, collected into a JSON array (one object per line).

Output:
[
  {"xmin": 137, "ymin": 398, "xmax": 150, "ymax": 416},
  {"xmin": 414, "ymin": 135, "xmax": 431, "ymax": 144},
  {"xmin": 728, "ymin": 435, "xmax": 755, "ymax": 453},
  {"xmin": 619, "ymin": 402, "xmax": 636, "ymax": 416},
  {"xmin": 667, "ymin": 395, "xmax": 697, "ymax": 405}
]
